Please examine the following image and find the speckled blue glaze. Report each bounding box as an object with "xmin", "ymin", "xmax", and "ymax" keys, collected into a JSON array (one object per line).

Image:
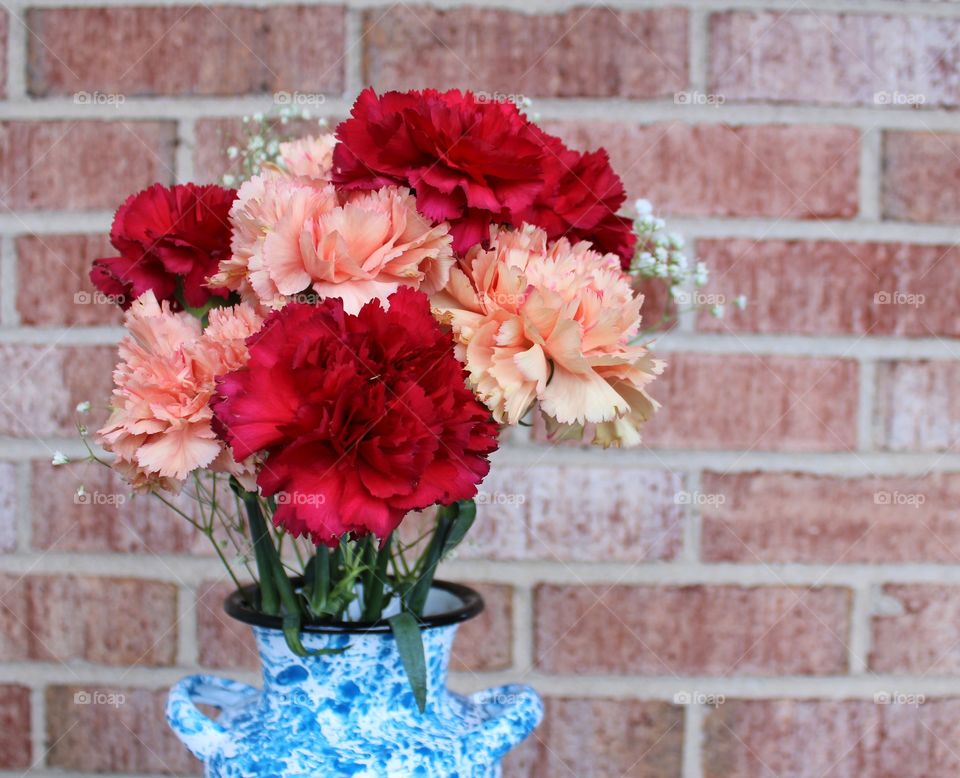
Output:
[{"xmin": 167, "ymin": 599, "xmax": 542, "ymax": 776}]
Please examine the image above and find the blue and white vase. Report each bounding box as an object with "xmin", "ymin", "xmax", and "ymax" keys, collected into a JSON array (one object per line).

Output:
[{"xmin": 167, "ymin": 580, "xmax": 542, "ymax": 776}]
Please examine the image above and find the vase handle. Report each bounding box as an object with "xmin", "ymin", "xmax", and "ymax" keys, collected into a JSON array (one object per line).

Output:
[
  {"xmin": 166, "ymin": 674, "xmax": 258, "ymax": 761},
  {"xmin": 467, "ymin": 684, "xmax": 544, "ymax": 760}
]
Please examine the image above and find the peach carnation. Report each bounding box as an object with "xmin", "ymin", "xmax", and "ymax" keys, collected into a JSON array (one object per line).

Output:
[
  {"xmin": 278, "ymin": 134, "xmax": 336, "ymax": 182},
  {"xmin": 432, "ymin": 225, "xmax": 664, "ymax": 447},
  {"xmin": 214, "ymin": 178, "xmax": 455, "ymax": 315},
  {"xmin": 97, "ymin": 292, "xmax": 263, "ymax": 489}
]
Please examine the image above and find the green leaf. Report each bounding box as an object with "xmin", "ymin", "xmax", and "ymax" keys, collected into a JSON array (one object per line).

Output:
[
  {"xmin": 440, "ymin": 500, "xmax": 476, "ymax": 557},
  {"xmin": 389, "ymin": 612, "xmax": 427, "ymax": 713}
]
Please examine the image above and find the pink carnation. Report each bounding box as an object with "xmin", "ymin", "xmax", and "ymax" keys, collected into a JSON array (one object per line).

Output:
[
  {"xmin": 278, "ymin": 134, "xmax": 336, "ymax": 182},
  {"xmin": 97, "ymin": 292, "xmax": 263, "ymax": 489},
  {"xmin": 432, "ymin": 225, "xmax": 664, "ymax": 447},
  {"xmin": 214, "ymin": 177, "xmax": 454, "ymax": 314}
]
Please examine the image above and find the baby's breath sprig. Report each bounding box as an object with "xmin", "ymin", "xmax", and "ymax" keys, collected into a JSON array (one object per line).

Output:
[
  {"xmin": 629, "ymin": 198, "xmax": 746, "ymax": 329},
  {"xmin": 222, "ymin": 105, "xmax": 329, "ymax": 187}
]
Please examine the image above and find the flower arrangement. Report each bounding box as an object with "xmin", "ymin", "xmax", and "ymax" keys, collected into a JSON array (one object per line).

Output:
[{"xmin": 75, "ymin": 88, "xmax": 729, "ymax": 706}]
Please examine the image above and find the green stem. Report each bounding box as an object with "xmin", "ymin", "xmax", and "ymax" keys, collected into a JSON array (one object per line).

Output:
[
  {"xmin": 241, "ymin": 492, "xmax": 280, "ymax": 615},
  {"xmin": 361, "ymin": 535, "xmax": 391, "ymax": 622}
]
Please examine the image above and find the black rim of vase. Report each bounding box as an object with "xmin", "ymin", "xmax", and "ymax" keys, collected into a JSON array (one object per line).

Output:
[{"xmin": 224, "ymin": 578, "xmax": 485, "ymax": 634}]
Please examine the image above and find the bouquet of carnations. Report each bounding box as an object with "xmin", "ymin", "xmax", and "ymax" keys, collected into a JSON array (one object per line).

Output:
[{"xmin": 79, "ymin": 88, "xmax": 707, "ymax": 702}]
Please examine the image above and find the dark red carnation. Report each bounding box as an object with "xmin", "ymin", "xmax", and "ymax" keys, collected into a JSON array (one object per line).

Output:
[
  {"xmin": 522, "ymin": 134, "xmax": 636, "ymax": 268},
  {"xmin": 90, "ymin": 183, "xmax": 236, "ymax": 310},
  {"xmin": 333, "ymin": 88, "xmax": 549, "ymax": 254},
  {"xmin": 211, "ymin": 287, "xmax": 499, "ymax": 546}
]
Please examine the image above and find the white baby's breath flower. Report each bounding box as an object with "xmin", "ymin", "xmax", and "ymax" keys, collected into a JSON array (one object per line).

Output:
[
  {"xmin": 51, "ymin": 451, "xmax": 69, "ymax": 466},
  {"xmin": 76, "ymin": 484, "xmax": 86, "ymax": 498},
  {"xmin": 75, "ymin": 400, "xmax": 91, "ymax": 414},
  {"xmin": 734, "ymin": 294, "xmax": 748, "ymax": 310},
  {"xmin": 711, "ymin": 303, "xmax": 725, "ymax": 319},
  {"xmin": 634, "ymin": 198, "xmax": 653, "ymax": 216}
]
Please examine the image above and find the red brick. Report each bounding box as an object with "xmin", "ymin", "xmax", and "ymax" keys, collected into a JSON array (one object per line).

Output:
[
  {"xmin": 451, "ymin": 582, "xmax": 512, "ymax": 673},
  {"xmin": 0, "ymin": 686, "xmax": 30, "ymax": 769},
  {"xmin": 197, "ymin": 579, "xmax": 259, "ymax": 670},
  {"xmin": 704, "ymin": 699, "xmax": 960, "ymax": 777},
  {"xmin": 0, "ymin": 345, "xmax": 116, "ymax": 437},
  {"xmin": 16, "ymin": 234, "xmax": 123, "ymax": 326},
  {"xmin": 192, "ymin": 115, "xmax": 338, "ymax": 184},
  {"xmin": 641, "ymin": 353, "xmax": 859, "ymax": 451},
  {"xmin": 702, "ymin": 472, "xmax": 960, "ymax": 564},
  {"xmin": 0, "ymin": 463, "xmax": 16, "ymax": 552},
  {"xmin": 535, "ymin": 584, "xmax": 850, "ymax": 675},
  {"xmin": 697, "ymin": 239, "xmax": 960, "ymax": 337},
  {"xmin": 509, "ymin": 698, "xmax": 682, "ymax": 778},
  {"xmin": 46, "ymin": 685, "xmax": 200, "ymax": 774},
  {"xmin": 363, "ymin": 6, "xmax": 687, "ymax": 98},
  {"xmin": 27, "ymin": 6, "xmax": 345, "ymax": 97},
  {"xmin": 710, "ymin": 11, "xmax": 960, "ymax": 107},
  {"xmin": 0, "ymin": 122, "xmax": 175, "ymax": 210},
  {"xmin": 0, "ymin": 575, "xmax": 178, "ymax": 665},
  {"xmin": 883, "ymin": 132, "xmax": 960, "ymax": 224},
  {"xmin": 31, "ymin": 460, "xmax": 207, "ymax": 554},
  {"xmin": 451, "ymin": 465, "xmax": 683, "ymax": 562},
  {"xmin": 876, "ymin": 361, "xmax": 960, "ymax": 452},
  {"xmin": 542, "ymin": 122, "xmax": 859, "ymax": 219},
  {"xmin": 872, "ymin": 585, "xmax": 960, "ymax": 674}
]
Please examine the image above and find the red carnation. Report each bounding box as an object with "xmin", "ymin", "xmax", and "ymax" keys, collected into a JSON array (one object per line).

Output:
[
  {"xmin": 523, "ymin": 134, "xmax": 636, "ymax": 268},
  {"xmin": 333, "ymin": 88, "xmax": 548, "ymax": 254},
  {"xmin": 211, "ymin": 287, "xmax": 499, "ymax": 546},
  {"xmin": 90, "ymin": 183, "xmax": 236, "ymax": 310}
]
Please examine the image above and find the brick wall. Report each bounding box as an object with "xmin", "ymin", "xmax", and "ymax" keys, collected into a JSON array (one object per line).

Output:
[{"xmin": 0, "ymin": 0, "xmax": 959, "ymax": 776}]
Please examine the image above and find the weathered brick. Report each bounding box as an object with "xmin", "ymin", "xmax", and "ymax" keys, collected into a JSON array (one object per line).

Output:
[
  {"xmin": 543, "ymin": 122, "xmax": 860, "ymax": 219},
  {"xmin": 0, "ymin": 686, "xmax": 30, "ymax": 770},
  {"xmin": 704, "ymin": 699, "xmax": 960, "ymax": 777},
  {"xmin": 46, "ymin": 685, "xmax": 201, "ymax": 774},
  {"xmin": 641, "ymin": 353, "xmax": 859, "ymax": 451},
  {"xmin": 454, "ymin": 465, "xmax": 684, "ymax": 562},
  {"xmin": 535, "ymin": 585, "xmax": 850, "ymax": 675},
  {"xmin": 510, "ymin": 698, "xmax": 683, "ymax": 778},
  {"xmin": 702, "ymin": 472, "xmax": 960, "ymax": 564},
  {"xmin": 27, "ymin": 6, "xmax": 345, "ymax": 97},
  {"xmin": 710, "ymin": 11, "xmax": 960, "ymax": 107},
  {"xmin": 0, "ymin": 463, "xmax": 16, "ymax": 552},
  {"xmin": 0, "ymin": 122, "xmax": 175, "ymax": 210},
  {"xmin": 697, "ymin": 239, "xmax": 960, "ymax": 337},
  {"xmin": 16, "ymin": 234, "xmax": 123, "ymax": 326},
  {"xmin": 192, "ymin": 116, "xmax": 337, "ymax": 184},
  {"xmin": 0, "ymin": 345, "xmax": 116, "ymax": 437},
  {"xmin": 876, "ymin": 361, "xmax": 960, "ymax": 452},
  {"xmin": 363, "ymin": 6, "xmax": 687, "ymax": 98},
  {"xmin": 196, "ymin": 579, "xmax": 259, "ymax": 670},
  {"xmin": 883, "ymin": 131, "xmax": 960, "ymax": 224},
  {"xmin": 451, "ymin": 582, "xmax": 512, "ymax": 673},
  {"xmin": 0, "ymin": 575, "xmax": 178, "ymax": 666},
  {"xmin": 872, "ymin": 585, "xmax": 960, "ymax": 674},
  {"xmin": 31, "ymin": 460, "xmax": 206, "ymax": 554}
]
